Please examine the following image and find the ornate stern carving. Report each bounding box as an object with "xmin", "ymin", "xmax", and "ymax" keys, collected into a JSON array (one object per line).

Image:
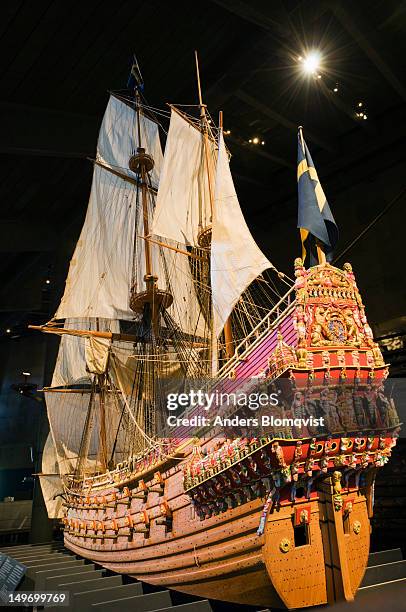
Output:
[{"xmin": 292, "ymin": 260, "xmax": 385, "ymax": 368}]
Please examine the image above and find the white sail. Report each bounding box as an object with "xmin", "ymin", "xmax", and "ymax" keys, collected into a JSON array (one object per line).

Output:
[
  {"xmin": 97, "ymin": 94, "xmax": 162, "ymax": 188},
  {"xmin": 39, "ymin": 433, "xmax": 63, "ymax": 519},
  {"xmin": 52, "ymin": 318, "xmax": 118, "ymax": 387},
  {"xmin": 211, "ymin": 133, "xmax": 271, "ymax": 338},
  {"xmin": 151, "ymin": 109, "xmax": 215, "ymax": 246},
  {"xmin": 134, "ymin": 191, "xmax": 207, "ymax": 337},
  {"xmin": 55, "ymin": 97, "xmax": 205, "ymax": 336},
  {"xmin": 164, "ymin": 250, "xmax": 208, "ymax": 338},
  {"xmin": 55, "ymin": 95, "xmax": 164, "ymax": 320},
  {"xmin": 45, "ymin": 389, "xmax": 127, "ymax": 476}
]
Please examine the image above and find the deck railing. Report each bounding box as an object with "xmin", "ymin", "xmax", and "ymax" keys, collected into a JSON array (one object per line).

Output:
[{"xmin": 216, "ymin": 285, "xmax": 296, "ymax": 380}]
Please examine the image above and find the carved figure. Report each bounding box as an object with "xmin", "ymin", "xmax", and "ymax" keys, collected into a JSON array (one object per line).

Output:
[
  {"xmin": 344, "ymin": 309, "xmax": 360, "ymax": 345},
  {"xmin": 322, "ymin": 351, "xmax": 330, "ymax": 367},
  {"xmin": 320, "ymin": 388, "xmax": 342, "ymax": 433},
  {"xmin": 310, "ymin": 323, "xmax": 324, "ymax": 346},
  {"xmin": 332, "ymin": 471, "xmax": 343, "ymax": 511},
  {"xmin": 337, "ymin": 388, "xmax": 356, "ymax": 431},
  {"xmin": 376, "ymin": 385, "xmax": 391, "ymax": 428},
  {"xmin": 343, "ymin": 262, "xmax": 356, "ymax": 284}
]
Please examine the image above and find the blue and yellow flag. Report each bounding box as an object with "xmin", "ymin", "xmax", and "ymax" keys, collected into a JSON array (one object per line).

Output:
[
  {"xmin": 297, "ymin": 128, "xmax": 338, "ymax": 264},
  {"xmin": 127, "ymin": 54, "xmax": 144, "ymax": 91}
]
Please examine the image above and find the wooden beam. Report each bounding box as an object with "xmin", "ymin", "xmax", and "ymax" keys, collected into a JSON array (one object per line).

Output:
[
  {"xmin": 0, "ymin": 101, "xmax": 98, "ymax": 158},
  {"xmin": 228, "ymin": 134, "xmax": 294, "ymax": 169},
  {"xmin": 140, "ymin": 236, "xmax": 207, "ymax": 261},
  {"xmin": 332, "ymin": 3, "xmax": 406, "ymax": 103},
  {"xmin": 235, "ymin": 90, "xmax": 336, "ymax": 153},
  {"xmin": 317, "ymin": 79, "xmax": 369, "ymax": 132},
  {"xmin": 212, "ymin": 0, "xmax": 284, "ymax": 32},
  {"xmin": 0, "ymin": 221, "xmax": 57, "ymax": 253},
  {"xmin": 28, "ymin": 325, "xmax": 137, "ymax": 343}
]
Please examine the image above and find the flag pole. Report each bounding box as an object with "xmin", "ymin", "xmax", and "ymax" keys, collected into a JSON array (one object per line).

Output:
[
  {"xmin": 316, "ymin": 242, "xmax": 327, "ymax": 265},
  {"xmin": 298, "ymin": 125, "xmax": 305, "ymax": 153},
  {"xmin": 298, "ymin": 125, "xmax": 326, "ymax": 265}
]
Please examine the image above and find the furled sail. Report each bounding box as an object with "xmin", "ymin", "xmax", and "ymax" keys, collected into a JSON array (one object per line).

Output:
[
  {"xmin": 151, "ymin": 109, "xmax": 215, "ymax": 246},
  {"xmin": 55, "ymin": 95, "xmax": 164, "ymax": 320},
  {"xmin": 211, "ymin": 133, "xmax": 271, "ymax": 338},
  {"xmin": 52, "ymin": 318, "xmax": 117, "ymax": 387},
  {"xmin": 48, "ymin": 318, "xmax": 123, "ymax": 479}
]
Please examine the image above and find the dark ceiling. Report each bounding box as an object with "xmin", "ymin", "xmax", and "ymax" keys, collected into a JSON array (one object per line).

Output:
[{"xmin": 1, "ymin": 0, "xmax": 406, "ymax": 338}]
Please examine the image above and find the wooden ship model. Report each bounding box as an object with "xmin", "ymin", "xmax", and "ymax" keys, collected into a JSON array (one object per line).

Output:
[{"xmin": 31, "ymin": 59, "xmax": 400, "ymax": 609}]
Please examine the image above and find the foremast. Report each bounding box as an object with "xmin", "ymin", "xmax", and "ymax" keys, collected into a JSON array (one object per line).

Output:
[{"xmin": 33, "ymin": 81, "xmax": 208, "ymax": 492}]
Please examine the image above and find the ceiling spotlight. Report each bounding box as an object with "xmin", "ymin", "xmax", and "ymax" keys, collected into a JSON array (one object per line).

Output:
[
  {"xmin": 333, "ymin": 86, "xmax": 338, "ymax": 92},
  {"xmin": 6, "ymin": 328, "xmax": 11, "ymax": 333},
  {"xmin": 261, "ymin": 141, "xmax": 265, "ymax": 145},
  {"xmin": 301, "ymin": 51, "xmax": 321, "ymax": 75},
  {"xmin": 358, "ymin": 101, "xmax": 363, "ymax": 107},
  {"xmin": 46, "ymin": 279, "xmax": 50, "ymax": 284},
  {"xmin": 252, "ymin": 137, "xmax": 260, "ymax": 144}
]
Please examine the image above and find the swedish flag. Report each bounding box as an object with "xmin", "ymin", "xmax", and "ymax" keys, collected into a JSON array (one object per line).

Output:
[
  {"xmin": 297, "ymin": 128, "xmax": 338, "ymax": 264},
  {"xmin": 127, "ymin": 54, "xmax": 144, "ymax": 91}
]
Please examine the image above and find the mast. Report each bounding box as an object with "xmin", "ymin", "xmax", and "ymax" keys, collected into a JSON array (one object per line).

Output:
[
  {"xmin": 95, "ymin": 318, "xmax": 107, "ymax": 471},
  {"xmin": 128, "ymin": 64, "xmax": 173, "ymax": 325},
  {"xmin": 98, "ymin": 376, "xmax": 108, "ymax": 471},
  {"xmin": 136, "ymin": 89, "xmax": 153, "ymax": 279},
  {"xmin": 195, "ymin": 51, "xmax": 218, "ymax": 375},
  {"xmin": 218, "ymin": 110, "xmax": 234, "ymax": 360},
  {"xmin": 195, "ymin": 50, "xmax": 215, "ymax": 246}
]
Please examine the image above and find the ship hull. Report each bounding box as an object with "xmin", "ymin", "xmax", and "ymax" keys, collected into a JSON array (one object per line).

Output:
[
  {"xmin": 63, "ymin": 457, "xmax": 375, "ymax": 609},
  {"xmin": 64, "ymin": 496, "xmax": 281, "ymax": 607},
  {"xmin": 59, "ymin": 262, "xmax": 399, "ymax": 608}
]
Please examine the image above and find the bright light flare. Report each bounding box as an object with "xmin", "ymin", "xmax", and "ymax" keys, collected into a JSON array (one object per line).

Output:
[{"xmin": 301, "ymin": 51, "xmax": 321, "ymax": 75}]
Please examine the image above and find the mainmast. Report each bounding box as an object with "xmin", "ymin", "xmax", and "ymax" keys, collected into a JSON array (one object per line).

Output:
[
  {"xmin": 128, "ymin": 62, "xmax": 172, "ymax": 326},
  {"xmin": 194, "ymin": 51, "xmax": 219, "ymax": 375}
]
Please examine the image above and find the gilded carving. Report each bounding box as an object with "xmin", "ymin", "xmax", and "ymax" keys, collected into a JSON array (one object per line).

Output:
[
  {"xmin": 332, "ymin": 471, "xmax": 343, "ymax": 511},
  {"xmin": 353, "ymin": 520, "xmax": 361, "ymax": 535},
  {"xmin": 279, "ymin": 537, "xmax": 292, "ymax": 553},
  {"xmin": 296, "ymin": 345, "xmax": 308, "ymax": 369}
]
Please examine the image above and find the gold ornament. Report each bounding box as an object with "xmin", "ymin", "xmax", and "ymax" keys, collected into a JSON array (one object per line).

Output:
[
  {"xmin": 353, "ymin": 520, "xmax": 361, "ymax": 535},
  {"xmin": 332, "ymin": 471, "xmax": 343, "ymax": 511},
  {"xmin": 279, "ymin": 537, "xmax": 292, "ymax": 553}
]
